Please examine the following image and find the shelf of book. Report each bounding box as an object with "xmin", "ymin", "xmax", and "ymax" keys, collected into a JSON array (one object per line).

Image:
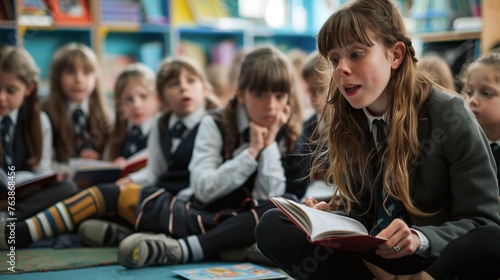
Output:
[
  {"xmin": 3, "ymin": 0, "xmax": 491, "ymax": 102},
  {"xmin": 412, "ymin": 30, "xmax": 481, "ymax": 43}
]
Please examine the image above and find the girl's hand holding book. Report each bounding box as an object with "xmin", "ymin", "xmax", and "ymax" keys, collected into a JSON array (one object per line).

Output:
[
  {"xmin": 375, "ymin": 219, "xmax": 421, "ymax": 259},
  {"xmin": 79, "ymin": 149, "xmax": 101, "ymax": 160},
  {"xmin": 304, "ymin": 197, "xmax": 332, "ymax": 212}
]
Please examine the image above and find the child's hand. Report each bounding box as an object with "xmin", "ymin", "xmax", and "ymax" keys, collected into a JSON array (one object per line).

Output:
[
  {"xmin": 375, "ymin": 219, "xmax": 421, "ymax": 259},
  {"xmin": 116, "ymin": 176, "xmax": 132, "ymax": 191},
  {"xmin": 247, "ymin": 122, "xmax": 267, "ymax": 158},
  {"xmin": 304, "ymin": 197, "xmax": 331, "ymax": 212},
  {"xmin": 113, "ymin": 157, "xmax": 127, "ymax": 168},
  {"xmin": 265, "ymin": 104, "xmax": 291, "ymax": 147},
  {"xmin": 79, "ymin": 149, "xmax": 101, "ymax": 160}
]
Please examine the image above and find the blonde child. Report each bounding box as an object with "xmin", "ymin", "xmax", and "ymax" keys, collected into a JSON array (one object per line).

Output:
[
  {"xmin": 463, "ymin": 50, "xmax": 500, "ymax": 193},
  {"xmin": 418, "ymin": 54, "xmax": 455, "ymax": 91},
  {"xmin": 117, "ymin": 46, "xmax": 308, "ymax": 268},
  {"xmin": 298, "ymin": 51, "xmax": 332, "ymax": 201},
  {"xmin": 298, "ymin": 51, "xmax": 329, "ymax": 149},
  {"xmin": 0, "ymin": 56, "xmax": 219, "ymax": 249},
  {"xmin": 42, "ymin": 43, "xmax": 111, "ymax": 163},
  {"xmin": 0, "ymin": 46, "xmax": 75, "ymax": 219},
  {"xmin": 104, "ymin": 63, "xmax": 160, "ymax": 165},
  {"xmin": 256, "ymin": 0, "xmax": 500, "ymax": 279}
]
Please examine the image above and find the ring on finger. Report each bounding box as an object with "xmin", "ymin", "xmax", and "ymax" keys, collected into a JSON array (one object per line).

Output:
[{"xmin": 393, "ymin": 245, "xmax": 401, "ymax": 252}]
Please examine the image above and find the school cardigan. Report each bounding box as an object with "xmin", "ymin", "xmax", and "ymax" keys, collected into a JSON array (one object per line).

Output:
[
  {"xmin": 344, "ymin": 87, "xmax": 500, "ymax": 259},
  {"xmin": 129, "ymin": 108, "xmax": 205, "ymax": 189},
  {"xmin": 189, "ymin": 105, "xmax": 308, "ymax": 209},
  {"xmin": 0, "ymin": 106, "xmax": 53, "ymax": 174}
]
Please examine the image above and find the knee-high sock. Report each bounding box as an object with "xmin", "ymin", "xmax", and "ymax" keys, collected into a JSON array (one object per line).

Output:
[{"xmin": 14, "ymin": 186, "xmax": 109, "ymax": 247}]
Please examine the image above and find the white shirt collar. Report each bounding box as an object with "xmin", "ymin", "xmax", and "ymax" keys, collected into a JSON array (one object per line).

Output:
[
  {"xmin": 0, "ymin": 109, "xmax": 19, "ymax": 128},
  {"xmin": 168, "ymin": 107, "xmax": 205, "ymax": 131},
  {"xmin": 488, "ymin": 139, "xmax": 500, "ymax": 146},
  {"xmin": 127, "ymin": 114, "xmax": 158, "ymax": 135},
  {"xmin": 363, "ymin": 107, "xmax": 387, "ymax": 132},
  {"xmin": 67, "ymin": 98, "xmax": 90, "ymax": 119}
]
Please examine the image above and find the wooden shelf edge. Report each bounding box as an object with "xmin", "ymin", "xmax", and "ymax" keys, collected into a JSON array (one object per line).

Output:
[{"xmin": 411, "ymin": 30, "xmax": 481, "ymax": 43}]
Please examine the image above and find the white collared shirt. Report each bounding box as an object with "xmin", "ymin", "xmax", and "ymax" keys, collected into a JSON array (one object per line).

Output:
[
  {"xmin": 188, "ymin": 104, "xmax": 286, "ymax": 204},
  {"xmin": 67, "ymin": 98, "xmax": 90, "ymax": 126},
  {"xmin": 129, "ymin": 107, "xmax": 205, "ymax": 187}
]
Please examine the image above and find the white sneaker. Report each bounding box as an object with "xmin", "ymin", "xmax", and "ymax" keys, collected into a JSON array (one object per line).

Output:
[
  {"xmin": 118, "ymin": 233, "xmax": 182, "ymax": 268},
  {"xmin": 78, "ymin": 219, "xmax": 133, "ymax": 247}
]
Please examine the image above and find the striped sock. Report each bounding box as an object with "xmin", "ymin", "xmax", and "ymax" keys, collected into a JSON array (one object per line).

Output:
[
  {"xmin": 178, "ymin": 235, "xmax": 204, "ymax": 263},
  {"xmin": 21, "ymin": 186, "xmax": 106, "ymax": 244}
]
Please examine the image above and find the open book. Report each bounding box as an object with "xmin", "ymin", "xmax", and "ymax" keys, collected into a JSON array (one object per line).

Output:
[
  {"xmin": 0, "ymin": 170, "xmax": 59, "ymax": 209},
  {"xmin": 70, "ymin": 149, "xmax": 148, "ymax": 188},
  {"xmin": 270, "ymin": 196, "xmax": 387, "ymax": 251},
  {"xmin": 173, "ymin": 263, "xmax": 286, "ymax": 280}
]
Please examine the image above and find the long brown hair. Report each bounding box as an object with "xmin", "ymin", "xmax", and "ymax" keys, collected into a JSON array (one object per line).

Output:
[
  {"xmin": 314, "ymin": 0, "xmax": 434, "ymax": 216},
  {"xmin": 222, "ymin": 46, "xmax": 303, "ymax": 159},
  {"xmin": 42, "ymin": 43, "xmax": 111, "ymax": 162},
  {"xmin": 156, "ymin": 56, "xmax": 220, "ymax": 134},
  {"xmin": 0, "ymin": 46, "xmax": 42, "ymax": 170},
  {"xmin": 105, "ymin": 63, "xmax": 157, "ymax": 161}
]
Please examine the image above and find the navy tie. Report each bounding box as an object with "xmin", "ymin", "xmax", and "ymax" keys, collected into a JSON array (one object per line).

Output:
[
  {"xmin": 1, "ymin": 116, "xmax": 13, "ymax": 170},
  {"xmin": 491, "ymin": 143, "xmax": 500, "ymax": 154},
  {"xmin": 370, "ymin": 119, "xmax": 402, "ymax": 235},
  {"xmin": 171, "ymin": 121, "xmax": 186, "ymax": 139},
  {"xmin": 73, "ymin": 108, "xmax": 91, "ymax": 154},
  {"xmin": 373, "ymin": 119, "xmax": 387, "ymax": 148},
  {"xmin": 124, "ymin": 126, "xmax": 145, "ymax": 158}
]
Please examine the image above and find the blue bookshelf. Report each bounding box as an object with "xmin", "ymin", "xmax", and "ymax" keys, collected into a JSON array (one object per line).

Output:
[{"xmin": 24, "ymin": 29, "xmax": 92, "ymax": 79}]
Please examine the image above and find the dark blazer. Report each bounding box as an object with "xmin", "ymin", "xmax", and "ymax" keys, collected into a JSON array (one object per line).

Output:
[{"xmin": 346, "ymin": 87, "xmax": 500, "ymax": 258}]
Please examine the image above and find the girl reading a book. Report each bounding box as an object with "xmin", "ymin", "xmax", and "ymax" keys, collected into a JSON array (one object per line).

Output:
[
  {"xmin": 42, "ymin": 43, "xmax": 111, "ymax": 165},
  {"xmin": 116, "ymin": 46, "xmax": 308, "ymax": 268},
  {"xmin": 104, "ymin": 62, "xmax": 161, "ymax": 165},
  {"xmin": 0, "ymin": 46, "xmax": 76, "ymax": 219},
  {"xmin": 0, "ymin": 56, "xmax": 219, "ymax": 249},
  {"xmin": 255, "ymin": 0, "xmax": 500, "ymax": 279}
]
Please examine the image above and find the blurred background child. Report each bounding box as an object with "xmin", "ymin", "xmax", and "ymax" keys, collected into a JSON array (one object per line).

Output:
[
  {"xmin": 0, "ymin": 45, "xmax": 76, "ymax": 219},
  {"xmin": 104, "ymin": 63, "xmax": 161, "ymax": 166},
  {"xmin": 43, "ymin": 43, "xmax": 111, "ymax": 167},
  {"xmin": 418, "ymin": 53, "xmax": 455, "ymax": 92},
  {"xmin": 463, "ymin": 49, "xmax": 500, "ymax": 194}
]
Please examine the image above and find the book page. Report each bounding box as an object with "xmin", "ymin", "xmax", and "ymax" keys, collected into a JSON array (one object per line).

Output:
[{"xmin": 272, "ymin": 197, "xmax": 369, "ymax": 241}]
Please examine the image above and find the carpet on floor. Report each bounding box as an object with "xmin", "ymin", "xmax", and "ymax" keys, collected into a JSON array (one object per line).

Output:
[{"xmin": 0, "ymin": 247, "xmax": 117, "ymax": 274}]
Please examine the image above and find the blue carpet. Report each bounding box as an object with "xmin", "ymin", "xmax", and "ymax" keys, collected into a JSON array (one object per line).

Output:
[{"xmin": 1, "ymin": 262, "xmax": 292, "ymax": 279}]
